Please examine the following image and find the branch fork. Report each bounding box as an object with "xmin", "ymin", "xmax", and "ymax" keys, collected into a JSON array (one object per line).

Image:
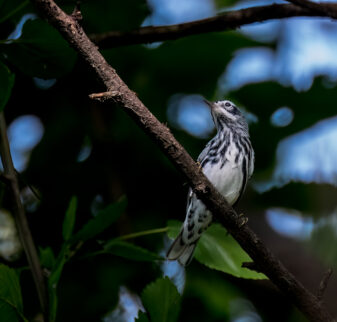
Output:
[{"xmin": 89, "ymin": 91, "xmax": 121, "ymax": 103}]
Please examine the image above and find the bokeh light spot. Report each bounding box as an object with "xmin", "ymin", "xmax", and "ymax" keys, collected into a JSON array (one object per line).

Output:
[
  {"xmin": 167, "ymin": 94, "xmax": 214, "ymax": 138},
  {"xmin": 270, "ymin": 107, "xmax": 294, "ymax": 127},
  {"xmin": 6, "ymin": 115, "xmax": 44, "ymax": 171}
]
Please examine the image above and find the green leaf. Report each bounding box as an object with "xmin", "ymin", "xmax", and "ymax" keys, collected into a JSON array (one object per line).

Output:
[
  {"xmin": 71, "ymin": 196, "xmax": 127, "ymax": 243},
  {"xmin": 103, "ymin": 240, "xmax": 162, "ymax": 261},
  {"xmin": 185, "ymin": 271, "xmax": 241, "ymax": 319},
  {"xmin": 141, "ymin": 277, "xmax": 180, "ymax": 322},
  {"xmin": 0, "ymin": 61, "xmax": 15, "ymax": 112},
  {"xmin": 167, "ymin": 220, "xmax": 266, "ymax": 279},
  {"xmin": 0, "ymin": 301, "xmax": 19, "ymax": 322},
  {"xmin": 39, "ymin": 247, "xmax": 56, "ymax": 270},
  {"xmin": 1, "ymin": 19, "xmax": 76, "ymax": 78},
  {"xmin": 49, "ymin": 245, "xmax": 68, "ymax": 288},
  {"xmin": 62, "ymin": 196, "xmax": 77, "ymax": 241},
  {"xmin": 48, "ymin": 197, "xmax": 126, "ymax": 321},
  {"xmin": 0, "ymin": 265, "xmax": 23, "ymax": 312},
  {"xmin": 48, "ymin": 245, "xmax": 67, "ymax": 322},
  {"xmin": 0, "ymin": 264, "xmax": 27, "ymax": 322},
  {"xmin": 166, "ymin": 220, "xmax": 181, "ymax": 240}
]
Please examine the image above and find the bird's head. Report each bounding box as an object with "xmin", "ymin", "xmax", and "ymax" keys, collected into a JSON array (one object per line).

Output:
[{"xmin": 204, "ymin": 99, "xmax": 248, "ymax": 133}]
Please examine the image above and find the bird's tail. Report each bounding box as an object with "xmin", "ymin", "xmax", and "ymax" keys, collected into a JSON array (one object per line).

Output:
[{"xmin": 166, "ymin": 231, "xmax": 198, "ymax": 266}]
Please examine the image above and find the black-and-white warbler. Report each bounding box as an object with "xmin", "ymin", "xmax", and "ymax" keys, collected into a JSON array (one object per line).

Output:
[{"xmin": 167, "ymin": 99, "xmax": 254, "ymax": 266}]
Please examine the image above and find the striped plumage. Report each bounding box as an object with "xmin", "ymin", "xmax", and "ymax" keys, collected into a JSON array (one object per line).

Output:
[{"xmin": 167, "ymin": 99, "xmax": 254, "ymax": 266}]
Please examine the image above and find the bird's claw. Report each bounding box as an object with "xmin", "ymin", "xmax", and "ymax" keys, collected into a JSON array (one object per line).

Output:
[{"xmin": 238, "ymin": 213, "xmax": 248, "ymax": 228}]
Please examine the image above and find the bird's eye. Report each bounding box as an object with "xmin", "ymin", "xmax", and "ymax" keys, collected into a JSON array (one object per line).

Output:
[{"xmin": 225, "ymin": 102, "xmax": 231, "ymax": 107}]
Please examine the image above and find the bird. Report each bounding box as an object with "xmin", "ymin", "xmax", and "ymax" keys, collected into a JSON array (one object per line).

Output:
[{"xmin": 167, "ymin": 99, "xmax": 254, "ymax": 266}]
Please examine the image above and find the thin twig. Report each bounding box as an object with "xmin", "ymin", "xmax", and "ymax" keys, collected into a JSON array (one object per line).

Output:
[
  {"xmin": 89, "ymin": 91, "xmax": 120, "ymax": 103},
  {"xmin": 0, "ymin": 112, "xmax": 48, "ymax": 319},
  {"xmin": 0, "ymin": 0, "xmax": 29, "ymax": 24},
  {"xmin": 29, "ymin": 1, "xmax": 334, "ymax": 321},
  {"xmin": 286, "ymin": 0, "xmax": 337, "ymax": 19},
  {"xmin": 71, "ymin": 0, "xmax": 82, "ymax": 22},
  {"xmin": 317, "ymin": 268, "xmax": 333, "ymax": 301},
  {"xmin": 89, "ymin": 3, "xmax": 337, "ymax": 49},
  {"xmin": 118, "ymin": 227, "xmax": 169, "ymax": 241}
]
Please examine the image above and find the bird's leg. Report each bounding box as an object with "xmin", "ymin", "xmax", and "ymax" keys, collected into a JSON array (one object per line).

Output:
[{"xmin": 238, "ymin": 213, "xmax": 248, "ymax": 228}]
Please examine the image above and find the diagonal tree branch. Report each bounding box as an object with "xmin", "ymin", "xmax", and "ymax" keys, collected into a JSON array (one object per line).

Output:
[
  {"xmin": 30, "ymin": 1, "xmax": 334, "ymax": 321},
  {"xmin": 89, "ymin": 3, "xmax": 337, "ymax": 49},
  {"xmin": 0, "ymin": 112, "xmax": 48, "ymax": 320}
]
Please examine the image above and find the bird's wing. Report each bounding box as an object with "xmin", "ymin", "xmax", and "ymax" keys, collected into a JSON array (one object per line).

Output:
[
  {"xmin": 232, "ymin": 155, "xmax": 249, "ymax": 207},
  {"xmin": 187, "ymin": 141, "xmax": 212, "ymax": 213},
  {"xmin": 248, "ymin": 149, "xmax": 255, "ymax": 178},
  {"xmin": 197, "ymin": 141, "xmax": 212, "ymax": 164}
]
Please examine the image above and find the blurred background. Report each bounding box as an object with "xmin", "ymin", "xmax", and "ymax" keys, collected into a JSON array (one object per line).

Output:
[{"xmin": 1, "ymin": 0, "xmax": 337, "ymax": 321}]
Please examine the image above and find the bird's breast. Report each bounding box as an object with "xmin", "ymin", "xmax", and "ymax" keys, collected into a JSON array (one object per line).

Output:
[{"xmin": 202, "ymin": 155, "xmax": 244, "ymax": 205}]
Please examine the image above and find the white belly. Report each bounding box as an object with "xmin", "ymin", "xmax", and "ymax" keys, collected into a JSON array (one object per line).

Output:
[{"xmin": 202, "ymin": 159, "xmax": 243, "ymax": 205}]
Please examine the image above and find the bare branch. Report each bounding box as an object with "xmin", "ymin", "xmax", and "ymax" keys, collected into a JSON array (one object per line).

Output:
[
  {"xmin": 30, "ymin": 1, "xmax": 334, "ymax": 321},
  {"xmin": 0, "ymin": 112, "xmax": 48, "ymax": 319},
  {"xmin": 317, "ymin": 268, "xmax": 333, "ymax": 301},
  {"xmin": 286, "ymin": 0, "xmax": 337, "ymax": 19},
  {"xmin": 89, "ymin": 3, "xmax": 337, "ymax": 49}
]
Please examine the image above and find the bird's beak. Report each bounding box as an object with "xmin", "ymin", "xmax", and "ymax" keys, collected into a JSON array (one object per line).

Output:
[{"xmin": 203, "ymin": 99, "xmax": 213, "ymax": 109}]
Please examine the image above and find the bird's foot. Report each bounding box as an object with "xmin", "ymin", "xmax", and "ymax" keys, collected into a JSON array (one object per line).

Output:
[
  {"xmin": 238, "ymin": 213, "xmax": 248, "ymax": 228},
  {"xmin": 196, "ymin": 161, "xmax": 202, "ymax": 171}
]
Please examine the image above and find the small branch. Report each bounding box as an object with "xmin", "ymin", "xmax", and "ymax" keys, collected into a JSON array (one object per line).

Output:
[
  {"xmin": 68, "ymin": 241, "xmax": 84, "ymax": 261},
  {"xmin": 29, "ymin": 0, "xmax": 334, "ymax": 321},
  {"xmin": 71, "ymin": 1, "xmax": 82, "ymax": 22},
  {"xmin": 89, "ymin": 91, "xmax": 121, "ymax": 103},
  {"xmin": 0, "ymin": 112, "xmax": 48, "ymax": 319},
  {"xmin": 317, "ymin": 268, "xmax": 333, "ymax": 301},
  {"xmin": 286, "ymin": 0, "xmax": 337, "ymax": 19},
  {"xmin": 118, "ymin": 227, "xmax": 169, "ymax": 241},
  {"xmin": 89, "ymin": 3, "xmax": 337, "ymax": 49}
]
